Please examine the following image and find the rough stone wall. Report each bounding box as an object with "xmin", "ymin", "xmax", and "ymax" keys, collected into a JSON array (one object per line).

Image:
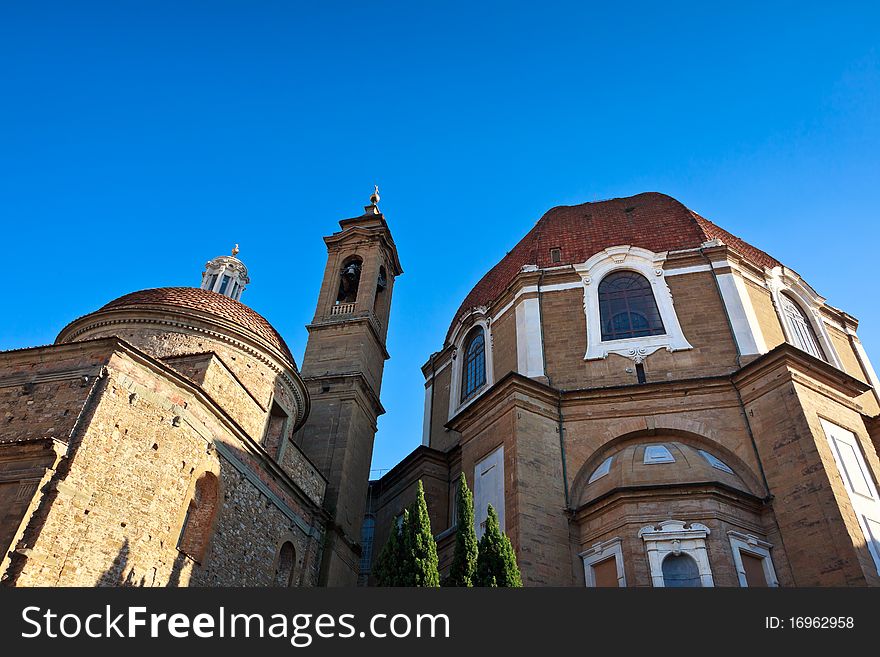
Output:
[
  {"xmin": 508, "ymin": 400, "xmax": 571, "ymax": 585},
  {"xmin": 0, "ymin": 345, "xmax": 110, "ymax": 575},
  {"xmin": 162, "ymin": 352, "xmax": 266, "ymax": 441},
  {"xmin": 791, "ymin": 378, "xmax": 880, "ymax": 585},
  {"xmin": 191, "ymin": 461, "xmax": 321, "ymax": 587},
  {"xmin": 740, "ymin": 363, "xmax": 880, "ymax": 586},
  {"xmin": 277, "ymin": 438, "xmax": 326, "ymax": 508},
  {"xmin": 5, "ymin": 346, "xmax": 324, "ymax": 587},
  {"xmin": 825, "ymin": 326, "xmax": 880, "ymax": 417},
  {"xmin": 0, "ymin": 441, "xmax": 62, "ymax": 574},
  {"xmin": 301, "ymin": 322, "xmax": 387, "ymax": 397}
]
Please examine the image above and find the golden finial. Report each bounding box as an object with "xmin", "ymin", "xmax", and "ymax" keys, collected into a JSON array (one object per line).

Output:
[
  {"xmin": 231, "ymin": 243, "xmax": 240, "ymax": 257},
  {"xmin": 370, "ymin": 185, "xmax": 380, "ymax": 206}
]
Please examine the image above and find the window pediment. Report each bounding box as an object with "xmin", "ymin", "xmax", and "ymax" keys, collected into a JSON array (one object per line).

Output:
[{"xmin": 574, "ymin": 246, "xmax": 693, "ymax": 363}]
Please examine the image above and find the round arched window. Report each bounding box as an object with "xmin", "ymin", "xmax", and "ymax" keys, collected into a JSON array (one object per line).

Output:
[
  {"xmin": 780, "ymin": 294, "xmax": 825, "ymax": 361},
  {"xmin": 598, "ymin": 271, "xmax": 665, "ymax": 341},
  {"xmin": 461, "ymin": 328, "xmax": 487, "ymax": 402}
]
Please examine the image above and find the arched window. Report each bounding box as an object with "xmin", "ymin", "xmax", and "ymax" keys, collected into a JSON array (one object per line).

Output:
[
  {"xmin": 598, "ymin": 271, "xmax": 665, "ymax": 341},
  {"xmin": 177, "ymin": 472, "xmax": 219, "ymax": 563},
  {"xmin": 662, "ymin": 553, "xmax": 702, "ymax": 587},
  {"xmin": 460, "ymin": 328, "xmax": 487, "ymax": 402},
  {"xmin": 780, "ymin": 293, "xmax": 825, "ymax": 360},
  {"xmin": 337, "ymin": 257, "xmax": 362, "ymax": 304},
  {"xmin": 273, "ymin": 541, "xmax": 296, "ymax": 587}
]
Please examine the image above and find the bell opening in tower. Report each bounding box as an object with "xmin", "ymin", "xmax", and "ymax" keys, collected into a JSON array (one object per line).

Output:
[{"xmin": 337, "ymin": 256, "xmax": 362, "ymax": 304}]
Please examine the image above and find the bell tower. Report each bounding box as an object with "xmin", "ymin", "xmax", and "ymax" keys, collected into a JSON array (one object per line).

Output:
[{"xmin": 296, "ymin": 187, "xmax": 402, "ymax": 586}]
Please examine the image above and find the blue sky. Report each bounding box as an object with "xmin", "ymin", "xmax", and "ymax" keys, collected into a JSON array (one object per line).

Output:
[{"xmin": 1, "ymin": 2, "xmax": 879, "ymax": 474}]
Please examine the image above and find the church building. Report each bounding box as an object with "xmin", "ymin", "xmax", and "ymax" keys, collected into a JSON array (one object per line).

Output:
[
  {"xmin": 0, "ymin": 191, "xmax": 398, "ymax": 587},
  {"xmin": 2, "ymin": 189, "xmax": 880, "ymax": 588},
  {"xmin": 362, "ymin": 191, "xmax": 880, "ymax": 587}
]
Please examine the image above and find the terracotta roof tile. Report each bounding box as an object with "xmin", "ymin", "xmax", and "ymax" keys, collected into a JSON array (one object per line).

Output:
[
  {"xmin": 99, "ymin": 287, "xmax": 294, "ymax": 362},
  {"xmin": 451, "ymin": 192, "xmax": 779, "ymax": 337}
]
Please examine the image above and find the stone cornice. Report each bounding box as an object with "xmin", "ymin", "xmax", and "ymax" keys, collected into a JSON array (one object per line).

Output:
[
  {"xmin": 571, "ymin": 481, "xmax": 766, "ymax": 521},
  {"xmin": 305, "ymin": 315, "xmax": 391, "ymax": 362},
  {"xmin": 301, "ymin": 371, "xmax": 386, "ymax": 419},
  {"xmin": 324, "ymin": 213, "xmax": 403, "ymax": 276},
  {"xmin": 446, "ymin": 371, "xmax": 560, "ymax": 434},
  {"xmin": 368, "ymin": 445, "xmax": 450, "ymax": 496},
  {"xmin": 733, "ymin": 342, "xmax": 871, "ymax": 407}
]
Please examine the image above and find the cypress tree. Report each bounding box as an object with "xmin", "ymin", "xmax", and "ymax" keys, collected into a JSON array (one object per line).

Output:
[
  {"xmin": 373, "ymin": 509, "xmax": 407, "ymax": 586},
  {"xmin": 475, "ymin": 504, "xmax": 523, "ymax": 587},
  {"xmin": 402, "ymin": 480, "xmax": 440, "ymax": 587},
  {"xmin": 445, "ymin": 473, "xmax": 478, "ymax": 586}
]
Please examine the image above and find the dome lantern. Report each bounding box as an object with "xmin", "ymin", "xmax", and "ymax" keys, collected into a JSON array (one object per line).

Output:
[{"xmin": 201, "ymin": 244, "xmax": 250, "ymax": 301}]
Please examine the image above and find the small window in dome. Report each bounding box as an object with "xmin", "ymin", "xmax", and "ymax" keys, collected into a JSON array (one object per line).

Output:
[
  {"xmin": 588, "ymin": 456, "xmax": 613, "ymax": 483},
  {"xmin": 644, "ymin": 445, "xmax": 675, "ymax": 464},
  {"xmin": 698, "ymin": 449, "xmax": 734, "ymax": 474},
  {"xmin": 550, "ymin": 248, "xmax": 562, "ymax": 263}
]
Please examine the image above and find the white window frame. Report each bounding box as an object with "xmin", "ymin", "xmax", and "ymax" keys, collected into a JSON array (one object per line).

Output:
[
  {"xmin": 448, "ymin": 310, "xmax": 494, "ymax": 419},
  {"xmin": 698, "ymin": 449, "xmax": 735, "ymax": 474},
  {"xmin": 639, "ymin": 520, "xmax": 714, "ymax": 587},
  {"xmin": 820, "ymin": 418, "xmax": 880, "ymax": 574},
  {"xmin": 765, "ymin": 266, "xmax": 841, "ymax": 368},
  {"xmin": 644, "ymin": 445, "xmax": 675, "ymax": 464},
  {"xmin": 728, "ymin": 531, "xmax": 779, "ymax": 587},
  {"xmin": 580, "ymin": 537, "xmax": 626, "ymax": 587},
  {"xmin": 573, "ymin": 246, "xmax": 693, "ymax": 363},
  {"xmin": 588, "ymin": 456, "xmax": 614, "ymax": 483},
  {"xmin": 474, "ymin": 446, "xmax": 504, "ymax": 539}
]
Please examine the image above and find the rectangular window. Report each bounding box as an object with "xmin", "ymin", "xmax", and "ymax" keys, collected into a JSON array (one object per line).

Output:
[
  {"xmin": 263, "ymin": 401, "xmax": 289, "ymax": 454},
  {"xmin": 728, "ymin": 531, "xmax": 778, "ymax": 587},
  {"xmin": 219, "ymin": 275, "xmax": 231, "ymax": 295},
  {"xmin": 581, "ymin": 537, "xmax": 626, "ymax": 587},
  {"xmin": 474, "ymin": 446, "xmax": 504, "ymax": 539}
]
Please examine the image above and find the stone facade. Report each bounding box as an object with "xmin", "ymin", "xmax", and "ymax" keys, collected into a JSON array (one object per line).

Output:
[
  {"xmin": 294, "ymin": 205, "xmax": 402, "ymax": 586},
  {"xmin": 0, "ymin": 200, "xmax": 396, "ymax": 588},
  {"xmin": 0, "ymin": 338, "xmax": 327, "ymax": 587},
  {"xmin": 365, "ymin": 192, "xmax": 880, "ymax": 588}
]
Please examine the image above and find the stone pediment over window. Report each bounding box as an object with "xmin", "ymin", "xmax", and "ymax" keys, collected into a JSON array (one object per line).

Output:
[{"xmin": 574, "ymin": 246, "xmax": 693, "ymax": 363}]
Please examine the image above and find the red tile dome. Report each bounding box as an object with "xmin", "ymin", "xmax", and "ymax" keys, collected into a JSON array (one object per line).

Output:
[
  {"xmin": 95, "ymin": 287, "xmax": 294, "ymax": 362},
  {"xmin": 451, "ymin": 192, "xmax": 779, "ymax": 337}
]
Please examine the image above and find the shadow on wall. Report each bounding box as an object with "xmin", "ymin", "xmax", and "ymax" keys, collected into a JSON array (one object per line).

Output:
[{"xmin": 96, "ymin": 539, "xmax": 190, "ymax": 587}]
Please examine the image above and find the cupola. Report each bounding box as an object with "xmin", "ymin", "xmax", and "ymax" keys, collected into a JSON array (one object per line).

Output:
[{"xmin": 201, "ymin": 244, "xmax": 250, "ymax": 301}]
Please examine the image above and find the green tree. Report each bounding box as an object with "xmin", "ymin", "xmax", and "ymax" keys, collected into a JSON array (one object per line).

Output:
[
  {"xmin": 475, "ymin": 504, "xmax": 522, "ymax": 587},
  {"xmin": 373, "ymin": 509, "xmax": 407, "ymax": 586},
  {"xmin": 402, "ymin": 480, "xmax": 440, "ymax": 587},
  {"xmin": 445, "ymin": 473, "xmax": 478, "ymax": 587}
]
